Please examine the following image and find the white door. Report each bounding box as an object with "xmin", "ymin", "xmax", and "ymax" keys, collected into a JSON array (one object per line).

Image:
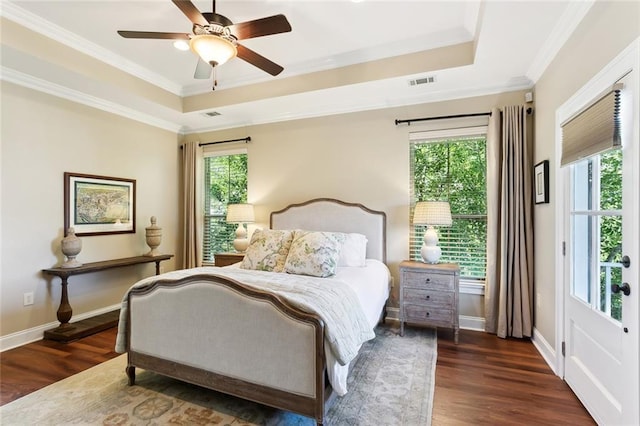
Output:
[{"xmin": 562, "ymin": 53, "xmax": 639, "ymax": 425}]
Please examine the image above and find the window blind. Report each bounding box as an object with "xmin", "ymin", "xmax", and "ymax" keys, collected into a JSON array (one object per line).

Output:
[
  {"xmin": 561, "ymin": 83, "xmax": 623, "ymax": 166},
  {"xmin": 410, "ymin": 129, "xmax": 488, "ymax": 280},
  {"xmin": 202, "ymin": 151, "xmax": 248, "ymax": 264}
]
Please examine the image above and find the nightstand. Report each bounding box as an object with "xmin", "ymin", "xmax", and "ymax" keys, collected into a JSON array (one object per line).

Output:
[
  {"xmin": 214, "ymin": 252, "xmax": 245, "ymax": 267},
  {"xmin": 399, "ymin": 260, "xmax": 459, "ymax": 343}
]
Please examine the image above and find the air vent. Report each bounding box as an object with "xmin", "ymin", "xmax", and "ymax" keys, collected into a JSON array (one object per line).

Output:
[
  {"xmin": 202, "ymin": 111, "xmax": 221, "ymax": 117},
  {"xmin": 408, "ymin": 75, "xmax": 437, "ymax": 86}
]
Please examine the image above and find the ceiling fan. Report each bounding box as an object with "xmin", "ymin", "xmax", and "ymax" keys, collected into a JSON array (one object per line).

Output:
[{"xmin": 117, "ymin": 0, "xmax": 291, "ymax": 86}]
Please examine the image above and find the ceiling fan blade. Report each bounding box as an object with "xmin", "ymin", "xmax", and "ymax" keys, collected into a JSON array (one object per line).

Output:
[
  {"xmin": 236, "ymin": 44, "xmax": 284, "ymax": 76},
  {"xmin": 228, "ymin": 14, "xmax": 292, "ymax": 40},
  {"xmin": 117, "ymin": 30, "xmax": 190, "ymax": 40},
  {"xmin": 172, "ymin": 0, "xmax": 208, "ymax": 26},
  {"xmin": 194, "ymin": 58, "xmax": 213, "ymax": 79}
]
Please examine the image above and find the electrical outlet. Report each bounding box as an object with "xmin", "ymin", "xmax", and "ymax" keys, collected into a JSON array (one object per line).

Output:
[{"xmin": 23, "ymin": 292, "xmax": 34, "ymax": 306}]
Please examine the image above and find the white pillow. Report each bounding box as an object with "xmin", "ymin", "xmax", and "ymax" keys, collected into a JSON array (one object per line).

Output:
[
  {"xmin": 240, "ymin": 229, "xmax": 293, "ymax": 272},
  {"xmin": 284, "ymin": 230, "xmax": 345, "ymax": 277},
  {"xmin": 338, "ymin": 233, "xmax": 368, "ymax": 267}
]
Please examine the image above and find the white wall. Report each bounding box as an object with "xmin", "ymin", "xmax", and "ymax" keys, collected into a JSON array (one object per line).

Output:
[
  {"xmin": 1, "ymin": 82, "xmax": 180, "ymax": 345},
  {"xmin": 533, "ymin": 0, "xmax": 640, "ymax": 349}
]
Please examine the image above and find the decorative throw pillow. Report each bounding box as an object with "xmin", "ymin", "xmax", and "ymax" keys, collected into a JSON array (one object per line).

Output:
[
  {"xmin": 240, "ymin": 229, "xmax": 294, "ymax": 272},
  {"xmin": 338, "ymin": 233, "xmax": 368, "ymax": 267},
  {"xmin": 284, "ymin": 230, "xmax": 346, "ymax": 277}
]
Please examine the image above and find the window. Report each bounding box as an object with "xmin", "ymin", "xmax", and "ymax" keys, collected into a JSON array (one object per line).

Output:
[
  {"xmin": 410, "ymin": 131, "xmax": 487, "ymax": 280},
  {"xmin": 202, "ymin": 150, "xmax": 248, "ymax": 264}
]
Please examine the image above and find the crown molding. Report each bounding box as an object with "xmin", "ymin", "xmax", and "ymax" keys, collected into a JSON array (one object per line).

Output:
[
  {"xmin": 1, "ymin": 1, "xmax": 183, "ymax": 95},
  {"xmin": 526, "ymin": 0, "xmax": 595, "ymax": 83},
  {"xmin": 1, "ymin": 66, "xmax": 183, "ymax": 133}
]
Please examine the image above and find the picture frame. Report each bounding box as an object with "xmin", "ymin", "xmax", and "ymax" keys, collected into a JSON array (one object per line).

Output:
[
  {"xmin": 534, "ymin": 160, "xmax": 549, "ymax": 204},
  {"xmin": 64, "ymin": 172, "xmax": 136, "ymax": 236}
]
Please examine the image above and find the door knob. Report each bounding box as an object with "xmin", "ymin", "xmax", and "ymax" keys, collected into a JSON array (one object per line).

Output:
[{"xmin": 611, "ymin": 282, "xmax": 631, "ymax": 296}]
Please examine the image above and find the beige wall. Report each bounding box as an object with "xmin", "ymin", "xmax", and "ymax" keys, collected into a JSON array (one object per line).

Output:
[
  {"xmin": 183, "ymin": 89, "xmax": 528, "ymax": 310},
  {"xmin": 533, "ymin": 1, "xmax": 640, "ymax": 347},
  {"xmin": 1, "ymin": 82, "xmax": 180, "ymax": 341},
  {"xmin": 12, "ymin": 4, "xmax": 636, "ymax": 345}
]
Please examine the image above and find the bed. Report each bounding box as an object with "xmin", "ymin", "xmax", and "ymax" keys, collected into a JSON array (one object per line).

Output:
[{"xmin": 115, "ymin": 198, "xmax": 389, "ymax": 425}]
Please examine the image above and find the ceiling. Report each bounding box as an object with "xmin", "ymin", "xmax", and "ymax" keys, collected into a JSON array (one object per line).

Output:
[{"xmin": 0, "ymin": 0, "xmax": 594, "ymax": 134}]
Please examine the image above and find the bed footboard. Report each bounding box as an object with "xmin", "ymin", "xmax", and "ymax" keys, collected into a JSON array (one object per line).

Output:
[{"xmin": 126, "ymin": 274, "xmax": 326, "ymax": 425}]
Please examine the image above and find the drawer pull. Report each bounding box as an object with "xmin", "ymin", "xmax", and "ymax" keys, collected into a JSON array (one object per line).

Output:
[
  {"xmin": 425, "ymin": 295, "xmax": 430, "ymax": 300},
  {"xmin": 426, "ymin": 312, "xmax": 430, "ymax": 317},
  {"xmin": 425, "ymin": 278, "xmax": 431, "ymax": 283}
]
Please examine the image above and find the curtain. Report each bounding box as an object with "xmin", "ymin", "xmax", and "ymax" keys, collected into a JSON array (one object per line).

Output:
[
  {"xmin": 485, "ymin": 105, "xmax": 534, "ymax": 338},
  {"xmin": 181, "ymin": 141, "xmax": 202, "ymax": 269}
]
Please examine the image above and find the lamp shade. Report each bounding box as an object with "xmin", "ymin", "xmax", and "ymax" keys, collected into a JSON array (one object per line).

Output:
[
  {"xmin": 190, "ymin": 34, "xmax": 237, "ymax": 66},
  {"xmin": 226, "ymin": 204, "xmax": 255, "ymax": 224},
  {"xmin": 413, "ymin": 201, "xmax": 452, "ymax": 226}
]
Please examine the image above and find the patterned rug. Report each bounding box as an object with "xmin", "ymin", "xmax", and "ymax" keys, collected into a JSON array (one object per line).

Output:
[{"xmin": 0, "ymin": 323, "xmax": 436, "ymax": 425}]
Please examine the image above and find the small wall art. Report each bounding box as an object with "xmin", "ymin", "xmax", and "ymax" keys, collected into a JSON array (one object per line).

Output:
[{"xmin": 534, "ymin": 160, "xmax": 549, "ymax": 204}]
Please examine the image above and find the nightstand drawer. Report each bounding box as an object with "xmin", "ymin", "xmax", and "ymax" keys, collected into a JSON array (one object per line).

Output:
[
  {"xmin": 403, "ymin": 288, "xmax": 454, "ymax": 307},
  {"xmin": 402, "ymin": 270, "xmax": 455, "ymax": 291},
  {"xmin": 404, "ymin": 304, "xmax": 453, "ymax": 325}
]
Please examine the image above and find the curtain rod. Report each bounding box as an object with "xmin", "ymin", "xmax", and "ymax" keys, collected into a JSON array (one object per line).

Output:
[
  {"xmin": 395, "ymin": 108, "xmax": 532, "ymax": 126},
  {"xmin": 200, "ymin": 136, "xmax": 251, "ymax": 147},
  {"xmin": 395, "ymin": 112, "xmax": 491, "ymax": 126},
  {"xmin": 180, "ymin": 136, "xmax": 251, "ymax": 149}
]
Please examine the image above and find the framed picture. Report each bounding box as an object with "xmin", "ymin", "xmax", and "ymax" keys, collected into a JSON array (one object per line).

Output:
[
  {"xmin": 534, "ymin": 160, "xmax": 549, "ymax": 204},
  {"xmin": 64, "ymin": 172, "xmax": 136, "ymax": 236}
]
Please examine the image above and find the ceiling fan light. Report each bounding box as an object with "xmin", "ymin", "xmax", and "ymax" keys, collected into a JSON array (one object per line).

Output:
[
  {"xmin": 173, "ymin": 40, "xmax": 190, "ymax": 51},
  {"xmin": 189, "ymin": 35, "xmax": 237, "ymax": 66}
]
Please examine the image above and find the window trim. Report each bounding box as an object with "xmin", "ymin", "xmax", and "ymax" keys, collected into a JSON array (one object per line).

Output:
[
  {"xmin": 202, "ymin": 148, "xmax": 248, "ymax": 265},
  {"xmin": 410, "ymin": 124, "xmax": 488, "ymax": 280}
]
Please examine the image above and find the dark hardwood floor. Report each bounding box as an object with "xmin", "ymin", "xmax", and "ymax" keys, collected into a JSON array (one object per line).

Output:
[
  {"xmin": 0, "ymin": 327, "xmax": 120, "ymax": 405},
  {"xmin": 433, "ymin": 328, "xmax": 594, "ymax": 425},
  {"xmin": 1, "ymin": 326, "xmax": 593, "ymax": 424}
]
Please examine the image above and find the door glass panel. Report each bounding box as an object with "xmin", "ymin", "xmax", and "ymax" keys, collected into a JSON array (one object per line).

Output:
[
  {"xmin": 599, "ymin": 149, "xmax": 623, "ymax": 321},
  {"xmin": 571, "ymin": 149, "xmax": 623, "ymax": 322}
]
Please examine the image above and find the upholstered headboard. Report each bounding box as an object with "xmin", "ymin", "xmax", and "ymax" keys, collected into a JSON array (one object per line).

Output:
[{"xmin": 270, "ymin": 198, "xmax": 387, "ymax": 263}]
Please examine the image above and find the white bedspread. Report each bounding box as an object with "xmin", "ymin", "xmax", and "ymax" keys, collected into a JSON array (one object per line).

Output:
[{"xmin": 116, "ymin": 266, "xmax": 377, "ymax": 365}]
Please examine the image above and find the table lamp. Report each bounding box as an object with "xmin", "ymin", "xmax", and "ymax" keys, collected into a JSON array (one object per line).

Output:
[{"xmin": 413, "ymin": 201, "xmax": 452, "ymax": 263}]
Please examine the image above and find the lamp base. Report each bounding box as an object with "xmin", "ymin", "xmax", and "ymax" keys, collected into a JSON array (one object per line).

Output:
[
  {"xmin": 421, "ymin": 226, "xmax": 442, "ymax": 263},
  {"xmin": 421, "ymin": 245, "xmax": 441, "ymax": 264},
  {"xmin": 233, "ymin": 238, "xmax": 249, "ymax": 252},
  {"xmin": 233, "ymin": 223, "xmax": 248, "ymax": 252}
]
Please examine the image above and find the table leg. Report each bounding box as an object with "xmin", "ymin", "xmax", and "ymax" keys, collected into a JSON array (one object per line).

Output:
[{"xmin": 57, "ymin": 276, "xmax": 73, "ymax": 328}]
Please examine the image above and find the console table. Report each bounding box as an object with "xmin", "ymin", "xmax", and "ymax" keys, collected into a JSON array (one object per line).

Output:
[{"xmin": 42, "ymin": 254, "xmax": 173, "ymax": 342}]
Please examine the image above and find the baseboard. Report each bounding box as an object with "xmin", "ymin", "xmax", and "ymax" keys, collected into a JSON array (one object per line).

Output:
[
  {"xmin": 459, "ymin": 315, "xmax": 485, "ymax": 331},
  {"xmin": 532, "ymin": 326, "xmax": 558, "ymax": 376},
  {"xmin": 385, "ymin": 307, "xmax": 485, "ymax": 332},
  {"xmin": 0, "ymin": 303, "xmax": 121, "ymax": 352}
]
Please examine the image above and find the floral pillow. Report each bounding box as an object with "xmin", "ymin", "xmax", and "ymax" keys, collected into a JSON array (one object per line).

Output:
[
  {"xmin": 284, "ymin": 230, "xmax": 346, "ymax": 277},
  {"xmin": 240, "ymin": 229, "xmax": 294, "ymax": 272}
]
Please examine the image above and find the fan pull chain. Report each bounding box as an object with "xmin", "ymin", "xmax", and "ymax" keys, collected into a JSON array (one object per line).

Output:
[{"xmin": 213, "ymin": 67, "xmax": 217, "ymax": 91}]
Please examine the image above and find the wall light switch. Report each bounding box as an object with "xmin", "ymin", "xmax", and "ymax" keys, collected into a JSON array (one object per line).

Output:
[{"xmin": 23, "ymin": 292, "xmax": 34, "ymax": 306}]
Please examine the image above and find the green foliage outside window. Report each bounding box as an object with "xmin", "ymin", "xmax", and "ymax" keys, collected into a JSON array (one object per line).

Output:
[
  {"xmin": 203, "ymin": 154, "xmax": 248, "ymax": 263},
  {"xmin": 412, "ymin": 136, "xmax": 487, "ymax": 279},
  {"xmin": 598, "ymin": 149, "xmax": 622, "ymax": 320}
]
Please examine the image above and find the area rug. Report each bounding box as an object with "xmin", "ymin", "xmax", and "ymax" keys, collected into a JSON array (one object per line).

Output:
[{"xmin": 0, "ymin": 324, "xmax": 436, "ymax": 425}]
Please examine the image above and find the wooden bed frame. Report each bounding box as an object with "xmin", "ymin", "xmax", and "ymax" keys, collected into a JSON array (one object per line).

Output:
[{"xmin": 125, "ymin": 198, "xmax": 387, "ymax": 425}]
